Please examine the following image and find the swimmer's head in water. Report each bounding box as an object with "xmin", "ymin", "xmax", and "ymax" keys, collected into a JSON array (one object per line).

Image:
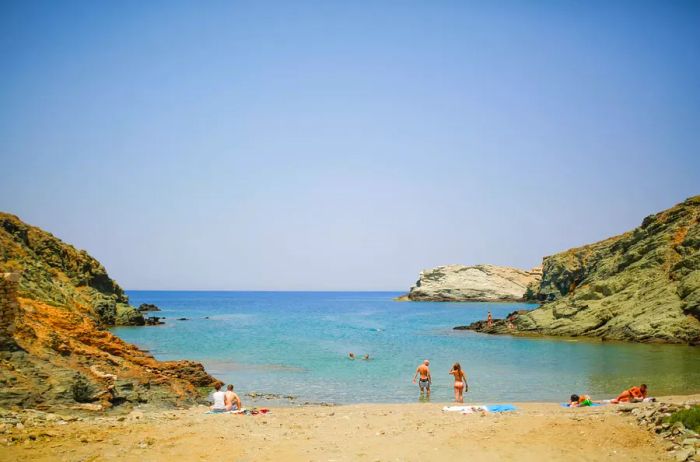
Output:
[{"xmin": 570, "ymin": 394, "xmax": 579, "ymax": 402}]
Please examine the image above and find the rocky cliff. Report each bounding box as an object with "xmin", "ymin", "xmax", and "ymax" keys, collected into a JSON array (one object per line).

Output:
[
  {"xmin": 406, "ymin": 264, "xmax": 542, "ymax": 302},
  {"xmin": 463, "ymin": 196, "xmax": 700, "ymax": 344},
  {"xmin": 0, "ymin": 212, "xmax": 217, "ymax": 410}
]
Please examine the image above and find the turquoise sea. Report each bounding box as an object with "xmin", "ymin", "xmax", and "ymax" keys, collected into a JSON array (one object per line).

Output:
[{"xmin": 111, "ymin": 291, "xmax": 700, "ymax": 405}]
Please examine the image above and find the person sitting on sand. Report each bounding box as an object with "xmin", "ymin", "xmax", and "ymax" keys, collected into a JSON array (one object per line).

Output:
[
  {"xmin": 569, "ymin": 394, "xmax": 592, "ymax": 407},
  {"xmin": 224, "ymin": 384, "xmax": 242, "ymax": 411},
  {"xmin": 210, "ymin": 383, "xmax": 226, "ymax": 411},
  {"xmin": 611, "ymin": 384, "xmax": 647, "ymax": 403},
  {"xmin": 412, "ymin": 360, "xmax": 432, "ymax": 397},
  {"xmin": 487, "ymin": 311, "xmax": 493, "ymax": 327},
  {"xmin": 449, "ymin": 362, "xmax": 468, "ymax": 403}
]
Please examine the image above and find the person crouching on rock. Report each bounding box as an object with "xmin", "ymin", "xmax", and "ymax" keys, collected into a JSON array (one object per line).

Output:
[
  {"xmin": 611, "ymin": 384, "xmax": 647, "ymax": 403},
  {"xmin": 225, "ymin": 384, "xmax": 242, "ymax": 411},
  {"xmin": 210, "ymin": 383, "xmax": 227, "ymax": 411}
]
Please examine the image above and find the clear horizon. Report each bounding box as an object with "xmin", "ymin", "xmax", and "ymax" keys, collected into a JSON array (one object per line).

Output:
[{"xmin": 1, "ymin": 1, "xmax": 699, "ymax": 290}]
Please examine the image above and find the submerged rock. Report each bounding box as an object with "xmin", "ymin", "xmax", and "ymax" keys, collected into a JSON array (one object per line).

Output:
[{"xmin": 405, "ymin": 264, "xmax": 542, "ymax": 302}]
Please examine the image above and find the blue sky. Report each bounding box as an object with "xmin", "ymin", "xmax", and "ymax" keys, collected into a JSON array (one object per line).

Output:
[{"xmin": 1, "ymin": 1, "xmax": 698, "ymax": 290}]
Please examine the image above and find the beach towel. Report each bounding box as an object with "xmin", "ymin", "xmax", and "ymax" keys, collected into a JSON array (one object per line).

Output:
[
  {"xmin": 442, "ymin": 405, "xmax": 487, "ymax": 414},
  {"xmin": 485, "ymin": 405, "xmax": 517, "ymax": 413},
  {"xmin": 561, "ymin": 402, "xmax": 604, "ymax": 408},
  {"xmin": 205, "ymin": 409, "xmax": 236, "ymax": 414},
  {"xmin": 442, "ymin": 405, "xmax": 517, "ymax": 414}
]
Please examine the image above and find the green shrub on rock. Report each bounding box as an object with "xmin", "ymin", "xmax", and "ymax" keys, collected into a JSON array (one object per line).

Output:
[
  {"xmin": 666, "ymin": 406, "xmax": 700, "ymax": 433},
  {"xmin": 115, "ymin": 304, "xmax": 145, "ymax": 326}
]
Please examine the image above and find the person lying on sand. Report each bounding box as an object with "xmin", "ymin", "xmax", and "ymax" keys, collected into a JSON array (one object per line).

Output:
[
  {"xmin": 611, "ymin": 384, "xmax": 647, "ymax": 403},
  {"xmin": 210, "ymin": 383, "xmax": 227, "ymax": 411},
  {"xmin": 569, "ymin": 394, "xmax": 593, "ymax": 407},
  {"xmin": 412, "ymin": 360, "xmax": 431, "ymax": 397},
  {"xmin": 225, "ymin": 384, "xmax": 242, "ymax": 411}
]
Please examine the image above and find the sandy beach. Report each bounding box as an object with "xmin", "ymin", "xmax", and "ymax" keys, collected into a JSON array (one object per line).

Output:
[{"xmin": 3, "ymin": 395, "xmax": 698, "ymax": 462}]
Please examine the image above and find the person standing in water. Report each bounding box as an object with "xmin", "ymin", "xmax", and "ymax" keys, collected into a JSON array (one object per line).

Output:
[
  {"xmin": 412, "ymin": 360, "xmax": 432, "ymax": 397},
  {"xmin": 449, "ymin": 363, "xmax": 468, "ymax": 403},
  {"xmin": 487, "ymin": 311, "xmax": 493, "ymax": 327}
]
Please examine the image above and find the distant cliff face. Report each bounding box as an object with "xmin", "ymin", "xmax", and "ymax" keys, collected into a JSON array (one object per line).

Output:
[
  {"xmin": 466, "ymin": 196, "xmax": 700, "ymax": 344},
  {"xmin": 407, "ymin": 264, "xmax": 542, "ymax": 302},
  {"xmin": 0, "ymin": 212, "xmax": 217, "ymax": 409}
]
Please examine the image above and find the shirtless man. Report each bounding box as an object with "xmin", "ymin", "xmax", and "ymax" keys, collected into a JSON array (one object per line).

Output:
[
  {"xmin": 224, "ymin": 384, "xmax": 242, "ymax": 411},
  {"xmin": 412, "ymin": 360, "xmax": 432, "ymax": 397},
  {"xmin": 611, "ymin": 384, "xmax": 647, "ymax": 403}
]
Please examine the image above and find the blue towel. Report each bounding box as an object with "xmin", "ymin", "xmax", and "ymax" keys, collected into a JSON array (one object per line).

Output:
[
  {"xmin": 560, "ymin": 402, "xmax": 604, "ymax": 408},
  {"xmin": 485, "ymin": 404, "xmax": 517, "ymax": 413}
]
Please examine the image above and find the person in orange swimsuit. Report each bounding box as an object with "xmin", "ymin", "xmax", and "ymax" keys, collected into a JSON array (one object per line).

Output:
[
  {"xmin": 611, "ymin": 384, "xmax": 647, "ymax": 403},
  {"xmin": 487, "ymin": 311, "xmax": 493, "ymax": 327},
  {"xmin": 449, "ymin": 362, "xmax": 468, "ymax": 403}
]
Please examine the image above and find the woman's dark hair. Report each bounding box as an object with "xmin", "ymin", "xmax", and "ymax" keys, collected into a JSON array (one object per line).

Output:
[
  {"xmin": 570, "ymin": 394, "xmax": 579, "ymax": 402},
  {"xmin": 452, "ymin": 362, "xmax": 461, "ymax": 372}
]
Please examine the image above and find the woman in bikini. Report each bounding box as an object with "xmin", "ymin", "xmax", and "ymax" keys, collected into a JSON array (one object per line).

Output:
[{"xmin": 449, "ymin": 362, "xmax": 468, "ymax": 403}]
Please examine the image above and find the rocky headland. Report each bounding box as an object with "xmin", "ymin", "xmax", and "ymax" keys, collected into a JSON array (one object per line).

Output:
[
  {"xmin": 461, "ymin": 196, "xmax": 700, "ymax": 344},
  {"xmin": 405, "ymin": 264, "xmax": 542, "ymax": 302},
  {"xmin": 0, "ymin": 212, "xmax": 217, "ymax": 411}
]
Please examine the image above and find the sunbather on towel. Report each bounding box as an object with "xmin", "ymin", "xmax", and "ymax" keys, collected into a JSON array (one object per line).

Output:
[
  {"xmin": 225, "ymin": 384, "xmax": 242, "ymax": 411},
  {"xmin": 210, "ymin": 383, "xmax": 227, "ymax": 411},
  {"xmin": 611, "ymin": 384, "xmax": 647, "ymax": 403},
  {"xmin": 569, "ymin": 394, "xmax": 592, "ymax": 407}
]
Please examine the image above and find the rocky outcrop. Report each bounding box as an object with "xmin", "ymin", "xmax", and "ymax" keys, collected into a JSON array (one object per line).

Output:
[
  {"xmin": 138, "ymin": 303, "xmax": 160, "ymax": 312},
  {"xmin": 464, "ymin": 196, "xmax": 700, "ymax": 344},
  {"xmin": 0, "ymin": 212, "xmax": 218, "ymax": 409},
  {"xmin": 406, "ymin": 264, "xmax": 542, "ymax": 302},
  {"xmin": 0, "ymin": 213, "xmax": 143, "ymax": 327}
]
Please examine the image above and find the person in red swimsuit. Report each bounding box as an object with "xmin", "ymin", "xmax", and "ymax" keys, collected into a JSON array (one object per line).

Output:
[{"xmin": 611, "ymin": 384, "xmax": 647, "ymax": 403}]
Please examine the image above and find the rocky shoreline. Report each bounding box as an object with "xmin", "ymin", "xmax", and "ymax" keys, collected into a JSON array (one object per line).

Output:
[
  {"xmin": 0, "ymin": 212, "xmax": 218, "ymax": 411},
  {"xmin": 446, "ymin": 196, "xmax": 700, "ymax": 344}
]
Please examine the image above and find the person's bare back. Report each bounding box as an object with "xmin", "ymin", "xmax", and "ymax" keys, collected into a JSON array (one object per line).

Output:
[
  {"xmin": 224, "ymin": 384, "xmax": 241, "ymax": 411},
  {"xmin": 412, "ymin": 360, "xmax": 431, "ymax": 396}
]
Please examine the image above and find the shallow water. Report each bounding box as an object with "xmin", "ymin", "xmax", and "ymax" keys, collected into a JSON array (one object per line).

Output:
[{"xmin": 111, "ymin": 291, "xmax": 700, "ymax": 404}]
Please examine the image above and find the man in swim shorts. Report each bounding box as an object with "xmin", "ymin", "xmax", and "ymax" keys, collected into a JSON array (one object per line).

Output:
[{"xmin": 412, "ymin": 360, "xmax": 432, "ymax": 397}]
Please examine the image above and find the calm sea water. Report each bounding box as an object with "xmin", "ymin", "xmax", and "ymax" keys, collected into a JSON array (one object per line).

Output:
[{"xmin": 111, "ymin": 291, "xmax": 700, "ymax": 405}]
